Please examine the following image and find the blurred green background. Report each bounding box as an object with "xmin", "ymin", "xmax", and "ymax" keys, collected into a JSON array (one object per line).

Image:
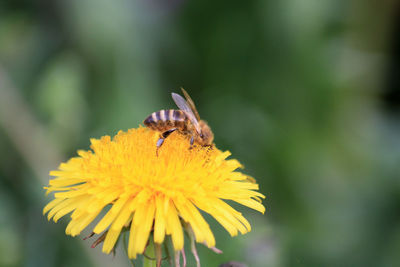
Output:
[{"xmin": 1, "ymin": 0, "xmax": 400, "ymax": 266}]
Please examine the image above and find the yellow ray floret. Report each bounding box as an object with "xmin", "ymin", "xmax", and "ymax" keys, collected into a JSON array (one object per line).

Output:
[{"xmin": 43, "ymin": 127, "xmax": 265, "ymax": 258}]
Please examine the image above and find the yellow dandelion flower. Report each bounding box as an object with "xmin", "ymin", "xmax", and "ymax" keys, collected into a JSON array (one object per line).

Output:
[{"xmin": 43, "ymin": 127, "xmax": 265, "ymax": 262}]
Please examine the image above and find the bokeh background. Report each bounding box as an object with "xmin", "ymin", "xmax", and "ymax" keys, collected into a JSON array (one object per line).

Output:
[{"xmin": 1, "ymin": 1, "xmax": 400, "ymax": 266}]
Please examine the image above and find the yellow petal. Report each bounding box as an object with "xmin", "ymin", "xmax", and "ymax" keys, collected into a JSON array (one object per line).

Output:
[
  {"xmin": 43, "ymin": 198, "xmax": 64, "ymax": 215},
  {"xmin": 93, "ymin": 197, "xmax": 129, "ymax": 234},
  {"xmin": 102, "ymin": 201, "xmax": 133, "ymax": 253},
  {"xmin": 69, "ymin": 210, "xmax": 102, "ymax": 236},
  {"xmin": 165, "ymin": 202, "xmax": 183, "ymax": 251},
  {"xmin": 235, "ymin": 199, "xmax": 266, "ymax": 214},
  {"xmin": 134, "ymin": 199, "xmax": 155, "ymax": 254},
  {"xmin": 154, "ymin": 196, "xmax": 166, "ymax": 244},
  {"xmin": 53, "ymin": 196, "xmax": 90, "ymax": 222},
  {"xmin": 128, "ymin": 220, "xmax": 139, "ymax": 259}
]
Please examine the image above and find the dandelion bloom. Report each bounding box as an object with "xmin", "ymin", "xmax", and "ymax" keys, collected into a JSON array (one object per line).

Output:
[{"xmin": 43, "ymin": 127, "xmax": 265, "ymax": 261}]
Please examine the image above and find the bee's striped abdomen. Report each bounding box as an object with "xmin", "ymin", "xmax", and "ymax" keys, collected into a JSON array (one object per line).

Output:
[{"xmin": 143, "ymin": 109, "xmax": 187, "ymax": 131}]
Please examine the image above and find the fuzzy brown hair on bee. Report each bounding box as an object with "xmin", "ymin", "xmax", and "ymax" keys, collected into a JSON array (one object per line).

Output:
[{"xmin": 143, "ymin": 89, "xmax": 214, "ymax": 152}]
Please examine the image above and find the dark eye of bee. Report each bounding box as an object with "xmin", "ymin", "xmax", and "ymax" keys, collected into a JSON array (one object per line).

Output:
[{"xmin": 200, "ymin": 133, "xmax": 204, "ymax": 138}]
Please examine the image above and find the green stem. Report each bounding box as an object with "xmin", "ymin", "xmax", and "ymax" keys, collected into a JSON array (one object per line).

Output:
[{"xmin": 144, "ymin": 238, "xmax": 156, "ymax": 267}]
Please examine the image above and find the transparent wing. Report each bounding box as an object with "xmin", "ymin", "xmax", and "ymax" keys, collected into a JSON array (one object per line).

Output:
[
  {"xmin": 181, "ymin": 88, "xmax": 201, "ymax": 121},
  {"xmin": 171, "ymin": 92, "xmax": 201, "ymax": 133}
]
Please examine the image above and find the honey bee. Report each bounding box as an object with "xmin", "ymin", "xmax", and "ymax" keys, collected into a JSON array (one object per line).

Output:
[{"xmin": 143, "ymin": 88, "xmax": 214, "ymax": 152}]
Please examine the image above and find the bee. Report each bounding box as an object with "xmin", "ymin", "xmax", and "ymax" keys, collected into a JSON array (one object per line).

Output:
[{"xmin": 143, "ymin": 88, "xmax": 214, "ymax": 152}]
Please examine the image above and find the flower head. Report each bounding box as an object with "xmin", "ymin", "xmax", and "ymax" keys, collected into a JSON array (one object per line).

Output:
[{"xmin": 44, "ymin": 127, "xmax": 265, "ymax": 260}]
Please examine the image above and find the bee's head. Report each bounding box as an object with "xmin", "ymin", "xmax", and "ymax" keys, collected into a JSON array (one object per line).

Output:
[{"xmin": 197, "ymin": 120, "xmax": 214, "ymax": 146}]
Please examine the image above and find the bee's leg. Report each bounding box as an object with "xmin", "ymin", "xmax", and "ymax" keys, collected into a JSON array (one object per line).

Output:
[
  {"xmin": 161, "ymin": 128, "xmax": 177, "ymax": 140},
  {"xmin": 189, "ymin": 136, "xmax": 194, "ymax": 149},
  {"xmin": 156, "ymin": 138, "xmax": 165, "ymax": 148},
  {"xmin": 156, "ymin": 128, "xmax": 177, "ymax": 156}
]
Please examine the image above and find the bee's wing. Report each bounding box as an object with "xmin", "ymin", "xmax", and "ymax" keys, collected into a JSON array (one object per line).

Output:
[
  {"xmin": 181, "ymin": 88, "xmax": 201, "ymax": 121},
  {"xmin": 171, "ymin": 92, "xmax": 201, "ymax": 134}
]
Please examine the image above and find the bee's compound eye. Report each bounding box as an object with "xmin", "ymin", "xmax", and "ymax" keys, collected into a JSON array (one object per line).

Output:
[{"xmin": 200, "ymin": 133, "xmax": 204, "ymax": 138}]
